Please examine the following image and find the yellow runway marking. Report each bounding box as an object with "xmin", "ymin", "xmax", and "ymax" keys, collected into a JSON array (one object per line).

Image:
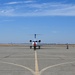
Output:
[
  {"xmin": 35, "ymin": 51, "xmax": 40, "ymax": 75},
  {"xmin": 40, "ymin": 61, "xmax": 75, "ymax": 75},
  {"xmin": 0, "ymin": 61, "xmax": 35, "ymax": 75}
]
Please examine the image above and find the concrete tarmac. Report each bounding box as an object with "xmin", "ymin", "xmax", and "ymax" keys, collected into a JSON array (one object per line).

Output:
[{"xmin": 0, "ymin": 46, "xmax": 75, "ymax": 75}]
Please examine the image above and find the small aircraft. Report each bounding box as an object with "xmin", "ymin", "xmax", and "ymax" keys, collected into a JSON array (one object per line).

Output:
[{"xmin": 29, "ymin": 34, "xmax": 41, "ymax": 50}]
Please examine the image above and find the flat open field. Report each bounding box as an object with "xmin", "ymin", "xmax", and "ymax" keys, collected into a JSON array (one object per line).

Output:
[{"xmin": 0, "ymin": 44, "xmax": 75, "ymax": 75}]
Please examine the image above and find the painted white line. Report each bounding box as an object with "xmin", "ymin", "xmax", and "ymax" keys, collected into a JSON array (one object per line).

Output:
[
  {"xmin": 0, "ymin": 61, "xmax": 35, "ymax": 75},
  {"xmin": 35, "ymin": 51, "xmax": 40, "ymax": 75},
  {"xmin": 40, "ymin": 61, "xmax": 75, "ymax": 75}
]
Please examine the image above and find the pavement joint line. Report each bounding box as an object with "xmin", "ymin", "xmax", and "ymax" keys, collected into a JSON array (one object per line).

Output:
[
  {"xmin": 40, "ymin": 61, "xmax": 75, "ymax": 75},
  {"xmin": 0, "ymin": 61, "xmax": 35, "ymax": 75}
]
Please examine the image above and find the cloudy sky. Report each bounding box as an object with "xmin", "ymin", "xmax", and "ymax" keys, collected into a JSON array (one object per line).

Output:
[{"xmin": 0, "ymin": 0, "xmax": 75, "ymax": 43}]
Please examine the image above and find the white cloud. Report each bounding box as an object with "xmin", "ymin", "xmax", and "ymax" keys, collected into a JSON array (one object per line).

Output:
[
  {"xmin": 24, "ymin": 1, "xmax": 35, "ymax": 3},
  {"xmin": 1, "ymin": 2, "xmax": 75, "ymax": 16},
  {"xmin": 0, "ymin": 9, "xmax": 15, "ymax": 16},
  {"xmin": 5, "ymin": 1, "xmax": 35, "ymax": 5},
  {"xmin": 6, "ymin": 2, "xmax": 20, "ymax": 5}
]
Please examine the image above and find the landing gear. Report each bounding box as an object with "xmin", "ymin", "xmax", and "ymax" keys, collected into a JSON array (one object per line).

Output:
[
  {"xmin": 38, "ymin": 46, "xmax": 40, "ymax": 49},
  {"xmin": 30, "ymin": 46, "xmax": 32, "ymax": 49}
]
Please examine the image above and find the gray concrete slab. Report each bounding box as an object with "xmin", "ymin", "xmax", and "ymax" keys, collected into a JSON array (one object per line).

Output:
[
  {"xmin": 0, "ymin": 46, "xmax": 75, "ymax": 75},
  {"xmin": 38, "ymin": 47, "xmax": 75, "ymax": 75}
]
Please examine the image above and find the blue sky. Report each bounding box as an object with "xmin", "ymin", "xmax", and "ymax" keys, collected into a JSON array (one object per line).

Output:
[{"xmin": 0, "ymin": 0, "xmax": 75, "ymax": 43}]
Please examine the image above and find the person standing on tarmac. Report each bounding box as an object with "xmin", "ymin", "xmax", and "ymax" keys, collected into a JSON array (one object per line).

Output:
[
  {"xmin": 34, "ymin": 42, "xmax": 36, "ymax": 50},
  {"xmin": 67, "ymin": 43, "xmax": 69, "ymax": 49}
]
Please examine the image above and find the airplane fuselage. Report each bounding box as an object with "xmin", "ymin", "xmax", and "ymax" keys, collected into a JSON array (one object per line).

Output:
[{"xmin": 30, "ymin": 41, "xmax": 41, "ymax": 50}]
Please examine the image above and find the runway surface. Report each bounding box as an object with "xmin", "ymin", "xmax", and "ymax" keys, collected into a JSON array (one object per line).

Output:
[{"xmin": 0, "ymin": 46, "xmax": 75, "ymax": 75}]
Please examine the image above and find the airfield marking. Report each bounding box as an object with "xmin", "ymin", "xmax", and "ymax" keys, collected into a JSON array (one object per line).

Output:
[
  {"xmin": 0, "ymin": 61, "xmax": 35, "ymax": 75},
  {"xmin": 40, "ymin": 61, "xmax": 75, "ymax": 75},
  {"xmin": 35, "ymin": 51, "xmax": 40, "ymax": 75}
]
